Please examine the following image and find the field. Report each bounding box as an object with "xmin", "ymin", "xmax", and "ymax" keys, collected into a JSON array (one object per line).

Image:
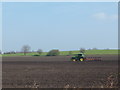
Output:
[
  {"xmin": 2, "ymin": 54, "xmax": 118, "ymax": 88},
  {"xmin": 2, "ymin": 49, "xmax": 118, "ymax": 57}
]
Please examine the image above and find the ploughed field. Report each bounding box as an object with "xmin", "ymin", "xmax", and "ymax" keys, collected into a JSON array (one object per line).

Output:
[{"xmin": 2, "ymin": 55, "xmax": 118, "ymax": 88}]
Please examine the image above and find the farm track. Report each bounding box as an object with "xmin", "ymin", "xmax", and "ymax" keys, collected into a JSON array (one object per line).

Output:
[{"xmin": 2, "ymin": 55, "xmax": 118, "ymax": 88}]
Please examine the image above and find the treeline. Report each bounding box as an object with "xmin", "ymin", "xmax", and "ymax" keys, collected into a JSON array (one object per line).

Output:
[
  {"xmin": 1, "ymin": 45, "xmax": 61, "ymax": 56},
  {"xmin": 2, "ymin": 49, "xmax": 60, "ymax": 56},
  {"xmin": 1, "ymin": 45, "xmax": 86, "ymax": 56},
  {"xmin": 0, "ymin": 45, "xmax": 113, "ymax": 56}
]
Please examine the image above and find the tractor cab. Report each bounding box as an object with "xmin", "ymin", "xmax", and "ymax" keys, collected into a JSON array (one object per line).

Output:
[
  {"xmin": 77, "ymin": 54, "xmax": 85, "ymax": 57},
  {"xmin": 71, "ymin": 53, "xmax": 85, "ymax": 61}
]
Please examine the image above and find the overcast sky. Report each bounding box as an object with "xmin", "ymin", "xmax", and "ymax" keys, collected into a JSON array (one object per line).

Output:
[{"xmin": 2, "ymin": 2, "xmax": 118, "ymax": 52}]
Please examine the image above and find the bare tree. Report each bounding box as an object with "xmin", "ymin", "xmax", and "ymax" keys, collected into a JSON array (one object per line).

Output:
[
  {"xmin": 37, "ymin": 49, "xmax": 43, "ymax": 56},
  {"xmin": 80, "ymin": 48, "xmax": 85, "ymax": 54},
  {"xmin": 21, "ymin": 45, "xmax": 31, "ymax": 56}
]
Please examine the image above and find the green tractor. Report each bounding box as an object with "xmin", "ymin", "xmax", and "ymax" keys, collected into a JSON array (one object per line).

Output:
[{"xmin": 71, "ymin": 53, "xmax": 85, "ymax": 61}]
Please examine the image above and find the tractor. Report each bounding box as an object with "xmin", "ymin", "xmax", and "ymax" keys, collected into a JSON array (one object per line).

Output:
[
  {"xmin": 71, "ymin": 53, "xmax": 101, "ymax": 61},
  {"xmin": 71, "ymin": 54, "xmax": 85, "ymax": 61}
]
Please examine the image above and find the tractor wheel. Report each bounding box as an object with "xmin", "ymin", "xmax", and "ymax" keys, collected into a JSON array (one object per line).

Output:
[
  {"xmin": 72, "ymin": 59, "xmax": 76, "ymax": 61},
  {"xmin": 80, "ymin": 58, "xmax": 83, "ymax": 61}
]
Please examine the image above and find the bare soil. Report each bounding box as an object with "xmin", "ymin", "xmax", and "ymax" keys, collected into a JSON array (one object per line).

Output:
[{"xmin": 2, "ymin": 55, "xmax": 118, "ymax": 88}]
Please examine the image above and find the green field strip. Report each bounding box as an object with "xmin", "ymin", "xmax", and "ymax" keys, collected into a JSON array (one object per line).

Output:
[{"xmin": 1, "ymin": 49, "xmax": 119, "ymax": 57}]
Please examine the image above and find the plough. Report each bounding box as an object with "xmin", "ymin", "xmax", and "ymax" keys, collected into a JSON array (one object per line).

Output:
[{"xmin": 71, "ymin": 54, "xmax": 101, "ymax": 61}]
